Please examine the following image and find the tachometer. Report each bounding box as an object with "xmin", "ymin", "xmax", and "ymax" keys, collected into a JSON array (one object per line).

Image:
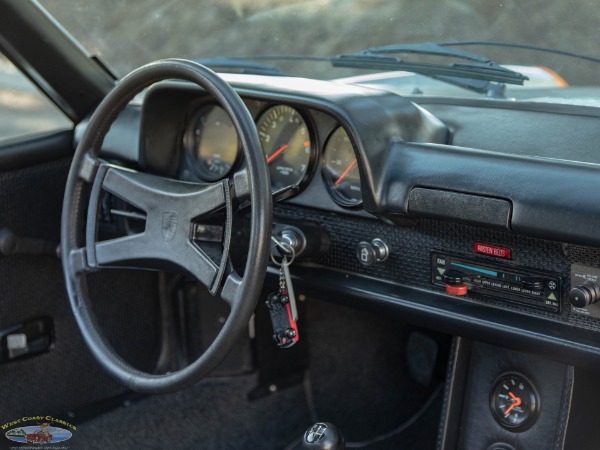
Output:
[
  {"xmin": 183, "ymin": 105, "xmax": 239, "ymax": 181},
  {"xmin": 322, "ymin": 126, "xmax": 362, "ymax": 207},
  {"xmin": 256, "ymin": 105, "xmax": 314, "ymax": 189}
]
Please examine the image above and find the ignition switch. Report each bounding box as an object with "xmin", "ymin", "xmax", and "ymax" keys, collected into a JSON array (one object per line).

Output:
[
  {"xmin": 272, "ymin": 221, "xmax": 330, "ymax": 260},
  {"xmin": 279, "ymin": 228, "xmax": 304, "ymax": 257}
]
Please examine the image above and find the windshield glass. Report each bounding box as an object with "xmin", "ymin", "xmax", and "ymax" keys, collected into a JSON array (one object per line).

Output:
[{"xmin": 39, "ymin": 0, "xmax": 600, "ymax": 104}]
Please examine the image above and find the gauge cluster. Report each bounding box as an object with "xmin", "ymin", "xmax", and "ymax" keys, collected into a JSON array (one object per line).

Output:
[
  {"xmin": 140, "ymin": 77, "xmax": 447, "ymax": 216},
  {"xmin": 180, "ymin": 100, "xmax": 363, "ymax": 209}
]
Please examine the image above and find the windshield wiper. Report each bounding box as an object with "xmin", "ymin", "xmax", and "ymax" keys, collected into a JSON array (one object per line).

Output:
[
  {"xmin": 195, "ymin": 57, "xmax": 289, "ymax": 76},
  {"xmin": 435, "ymin": 41, "xmax": 600, "ymax": 65},
  {"xmin": 196, "ymin": 45, "xmax": 529, "ymax": 97},
  {"xmin": 332, "ymin": 42, "xmax": 528, "ymax": 96}
]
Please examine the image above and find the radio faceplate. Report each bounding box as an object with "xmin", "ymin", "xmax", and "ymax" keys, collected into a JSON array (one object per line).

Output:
[{"xmin": 432, "ymin": 252, "xmax": 562, "ymax": 312}]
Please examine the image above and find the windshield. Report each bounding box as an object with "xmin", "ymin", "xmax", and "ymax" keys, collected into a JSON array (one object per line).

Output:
[{"xmin": 39, "ymin": 0, "xmax": 600, "ymax": 104}]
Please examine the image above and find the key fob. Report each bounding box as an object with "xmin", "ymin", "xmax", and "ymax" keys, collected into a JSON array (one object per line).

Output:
[{"xmin": 265, "ymin": 291, "xmax": 299, "ymax": 348}]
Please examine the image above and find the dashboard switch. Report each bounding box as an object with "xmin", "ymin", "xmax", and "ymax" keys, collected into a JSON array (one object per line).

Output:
[
  {"xmin": 521, "ymin": 277, "xmax": 545, "ymax": 291},
  {"xmin": 569, "ymin": 280, "xmax": 600, "ymax": 308},
  {"xmin": 357, "ymin": 242, "xmax": 376, "ymax": 266},
  {"xmin": 357, "ymin": 239, "xmax": 389, "ymax": 266},
  {"xmin": 443, "ymin": 270, "xmax": 468, "ymax": 296}
]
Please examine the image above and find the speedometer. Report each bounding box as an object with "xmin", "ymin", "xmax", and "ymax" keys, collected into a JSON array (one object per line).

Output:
[
  {"xmin": 256, "ymin": 105, "xmax": 314, "ymax": 189},
  {"xmin": 183, "ymin": 105, "xmax": 239, "ymax": 181}
]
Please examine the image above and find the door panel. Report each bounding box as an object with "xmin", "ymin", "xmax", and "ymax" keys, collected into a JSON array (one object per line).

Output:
[{"xmin": 0, "ymin": 140, "xmax": 160, "ymax": 421}]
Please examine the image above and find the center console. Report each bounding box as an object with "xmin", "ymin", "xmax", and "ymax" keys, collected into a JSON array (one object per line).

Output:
[{"xmin": 437, "ymin": 338, "xmax": 600, "ymax": 450}]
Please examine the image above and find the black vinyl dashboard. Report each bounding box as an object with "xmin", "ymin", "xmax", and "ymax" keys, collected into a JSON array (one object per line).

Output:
[{"xmin": 92, "ymin": 73, "xmax": 600, "ymax": 370}]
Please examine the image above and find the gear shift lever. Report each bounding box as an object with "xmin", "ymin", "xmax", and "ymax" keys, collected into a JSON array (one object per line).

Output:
[{"xmin": 302, "ymin": 422, "xmax": 345, "ymax": 450}]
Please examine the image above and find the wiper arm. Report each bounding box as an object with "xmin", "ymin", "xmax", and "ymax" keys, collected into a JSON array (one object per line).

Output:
[
  {"xmin": 195, "ymin": 57, "xmax": 288, "ymax": 76},
  {"xmin": 360, "ymin": 42, "xmax": 495, "ymax": 62},
  {"xmin": 430, "ymin": 75, "xmax": 506, "ymax": 98},
  {"xmin": 333, "ymin": 42, "xmax": 528, "ymax": 86},
  {"xmin": 436, "ymin": 41, "xmax": 600, "ymax": 65}
]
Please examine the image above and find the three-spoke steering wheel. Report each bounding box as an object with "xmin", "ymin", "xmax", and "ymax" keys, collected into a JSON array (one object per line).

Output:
[{"xmin": 61, "ymin": 60, "xmax": 272, "ymax": 393}]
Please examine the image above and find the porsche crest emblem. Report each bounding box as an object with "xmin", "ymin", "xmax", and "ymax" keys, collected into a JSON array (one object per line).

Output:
[{"xmin": 161, "ymin": 210, "xmax": 178, "ymax": 242}]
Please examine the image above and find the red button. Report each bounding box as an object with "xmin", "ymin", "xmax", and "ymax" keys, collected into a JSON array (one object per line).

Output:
[{"xmin": 446, "ymin": 284, "xmax": 468, "ymax": 296}]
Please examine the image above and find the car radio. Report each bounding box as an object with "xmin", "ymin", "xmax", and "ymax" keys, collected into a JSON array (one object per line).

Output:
[{"xmin": 431, "ymin": 252, "xmax": 562, "ymax": 312}]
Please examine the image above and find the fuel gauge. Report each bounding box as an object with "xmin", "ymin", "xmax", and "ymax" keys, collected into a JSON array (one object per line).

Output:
[
  {"xmin": 322, "ymin": 127, "xmax": 362, "ymax": 207},
  {"xmin": 490, "ymin": 373, "xmax": 539, "ymax": 431}
]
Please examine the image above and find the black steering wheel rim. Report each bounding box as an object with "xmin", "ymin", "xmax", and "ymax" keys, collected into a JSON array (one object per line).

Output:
[{"xmin": 61, "ymin": 59, "xmax": 272, "ymax": 394}]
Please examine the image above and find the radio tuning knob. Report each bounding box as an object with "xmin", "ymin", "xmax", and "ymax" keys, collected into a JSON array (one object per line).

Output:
[{"xmin": 569, "ymin": 280, "xmax": 600, "ymax": 308}]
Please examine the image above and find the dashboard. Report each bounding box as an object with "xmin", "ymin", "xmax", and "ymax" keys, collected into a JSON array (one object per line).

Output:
[{"xmin": 96, "ymin": 73, "xmax": 600, "ymax": 371}]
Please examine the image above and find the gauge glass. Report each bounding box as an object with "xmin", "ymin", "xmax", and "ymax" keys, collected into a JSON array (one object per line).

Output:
[
  {"xmin": 322, "ymin": 127, "xmax": 362, "ymax": 207},
  {"xmin": 257, "ymin": 105, "xmax": 313, "ymax": 189},
  {"xmin": 184, "ymin": 105, "xmax": 239, "ymax": 181},
  {"xmin": 490, "ymin": 374, "xmax": 539, "ymax": 430}
]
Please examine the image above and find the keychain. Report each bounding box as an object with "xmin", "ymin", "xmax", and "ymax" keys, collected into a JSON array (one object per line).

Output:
[{"xmin": 265, "ymin": 237, "xmax": 299, "ymax": 349}]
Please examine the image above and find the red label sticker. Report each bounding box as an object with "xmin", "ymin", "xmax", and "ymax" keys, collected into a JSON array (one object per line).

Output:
[{"xmin": 474, "ymin": 243, "xmax": 512, "ymax": 259}]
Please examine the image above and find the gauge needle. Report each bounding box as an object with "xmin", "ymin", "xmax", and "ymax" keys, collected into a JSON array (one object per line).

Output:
[
  {"xmin": 504, "ymin": 392, "xmax": 522, "ymax": 416},
  {"xmin": 335, "ymin": 158, "xmax": 357, "ymax": 186},
  {"xmin": 267, "ymin": 144, "xmax": 289, "ymax": 164}
]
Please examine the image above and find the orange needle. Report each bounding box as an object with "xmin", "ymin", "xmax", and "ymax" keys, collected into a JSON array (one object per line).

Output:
[
  {"xmin": 504, "ymin": 403, "xmax": 517, "ymax": 416},
  {"xmin": 267, "ymin": 144, "xmax": 288, "ymax": 164},
  {"xmin": 335, "ymin": 158, "xmax": 357, "ymax": 186},
  {"xmin": 504, "ymin": 392, "xmax": 522, "ymax": 416}
]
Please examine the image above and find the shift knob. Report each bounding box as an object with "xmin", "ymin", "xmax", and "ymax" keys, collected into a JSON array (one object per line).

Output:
[{"xmin": 302, "ymin": 422, "xmax": 345, "ymax": 450}]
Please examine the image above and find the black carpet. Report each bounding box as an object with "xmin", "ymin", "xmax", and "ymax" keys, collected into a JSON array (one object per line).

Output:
[
  {"xmin": 74, "ymin": 374, "xmax": 311, "ymax": 450},
  {"xmin": 302, "ymin": 299, "xmax": 442, "ymax": 449},
  {"xmin": 68, "ymin": 298, "xmax": 444, "ymax": 450}
]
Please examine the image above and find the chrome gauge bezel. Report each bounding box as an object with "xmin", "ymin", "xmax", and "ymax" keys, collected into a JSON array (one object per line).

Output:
[
  {"xmin": 182, "ymin": 103, "xmax": 241, "ymax": 182},
  {"xmin": 321, "ymin": 125, "xmax": 363, "ymax": 208},
  {"xmin": 255, "ymin": 104, "xmax": 318, "ymax": 193}
]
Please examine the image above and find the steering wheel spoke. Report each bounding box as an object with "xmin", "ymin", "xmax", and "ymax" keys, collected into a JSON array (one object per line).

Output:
[
  {"xmin": 68, "ymin": 247, "xmax": 95, "ymax": 275},
  {"xmin": 221, "ymin": 271, "xmax": 243, "ymax": 308},
  {"xmin": 232, "ymin": 169, "xmax": 250, "ymax": 202},
  {"xmin": 78, "ymin": 154, "xmax": 101, "ymax": 183},
  {"xmin": 93, "ymin": 233, "xmax": 219, "ymax": 290},
  {"xmin": 85, "ymin": 163, "xmax": 231, "ymax": 291},
  {"xmin": 101, "ymin": 164, "xmax": 227, "ymax": 217}
]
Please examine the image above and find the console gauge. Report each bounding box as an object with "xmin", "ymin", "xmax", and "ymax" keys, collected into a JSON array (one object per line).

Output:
[
  {"xmin": 256, "ymin": 105, "xmax": 314, "ymax": 189},
  {"xmin": 490, "ymin": 373, "xmax": 539, "ymax": 431},
  {"xmin": 183, "ymin": 105, "xmax": 239, "ymax": 181},
  {"xmin": 322, "ymin": 127, "xmax": 362, "ymax": 207}
]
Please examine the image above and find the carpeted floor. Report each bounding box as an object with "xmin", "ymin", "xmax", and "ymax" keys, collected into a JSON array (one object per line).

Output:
[
  {"xmin": 70, "ymin": 299, "xmax": 445, "ymax": 450},
  {"xmin": 75, "ymin": 374, "xmax": 311, "ymax": 450}
]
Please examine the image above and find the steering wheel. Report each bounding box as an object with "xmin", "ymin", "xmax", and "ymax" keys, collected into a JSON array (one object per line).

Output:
[{"xmin": 61, "ymin": 59, "xmax": 272, "ymax": 394}]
